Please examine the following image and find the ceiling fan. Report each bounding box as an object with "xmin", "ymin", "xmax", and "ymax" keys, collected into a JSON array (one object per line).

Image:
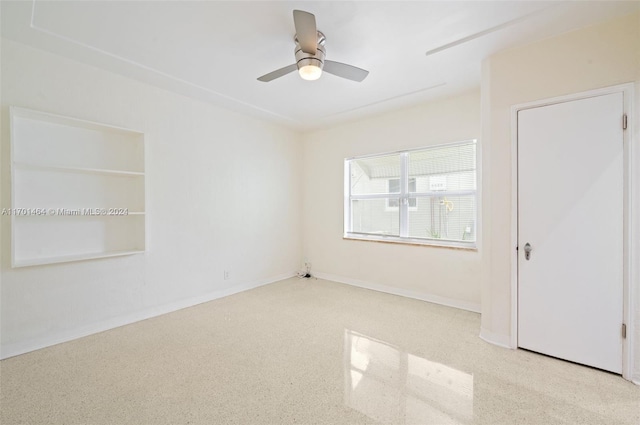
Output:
[{"xmin": 257, "ymin": 10, "xmax": 369, "ymax": 83}]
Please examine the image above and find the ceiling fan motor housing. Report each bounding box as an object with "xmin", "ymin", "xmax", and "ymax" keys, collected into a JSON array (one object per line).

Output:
[{"xmin": 294, "ymin": 31, "xmax": 326, "ymax": 71}]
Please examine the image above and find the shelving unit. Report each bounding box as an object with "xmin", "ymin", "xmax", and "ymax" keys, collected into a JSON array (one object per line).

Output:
[{"xmin": 10, "ymin": 107, "xmax": 146, "ymax": 267}]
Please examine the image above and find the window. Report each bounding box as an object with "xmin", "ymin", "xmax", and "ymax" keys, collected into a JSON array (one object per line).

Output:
[{"xmin": 344, "ymin": 140, "xmax": 477, "ymax": 248}]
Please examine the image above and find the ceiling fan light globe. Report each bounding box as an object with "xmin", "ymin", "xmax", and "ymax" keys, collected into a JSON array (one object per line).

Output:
[{"xmin": 299, "ymin": 65, "xmax": 322, "ymax": 81}]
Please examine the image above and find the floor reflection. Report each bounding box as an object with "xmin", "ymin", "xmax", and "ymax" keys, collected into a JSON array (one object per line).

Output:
[{"xmin": 344, "ymin": 329, "xmax": 473, "ymax": 424}]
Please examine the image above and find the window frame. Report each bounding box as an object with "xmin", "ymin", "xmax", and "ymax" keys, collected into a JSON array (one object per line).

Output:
[
  {"xmin": 344, "ymin": 140, "xmax": 478, "ymax": 249},
  {"xmin": 386, "ymin": 178, "xmax": 417, "ymax": 211}
]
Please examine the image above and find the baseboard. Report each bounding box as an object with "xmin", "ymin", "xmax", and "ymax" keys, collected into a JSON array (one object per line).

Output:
[
  {"xmin": 313, "ymin": 272, "xmax": 481, "ymax": 313},
  {"xmin": 479, "ymin": 327, "xmax": 513, "ymax": 349},
  {"xmin": 0, "ymin": 272, "xmax": 295, "ymax": 360}
]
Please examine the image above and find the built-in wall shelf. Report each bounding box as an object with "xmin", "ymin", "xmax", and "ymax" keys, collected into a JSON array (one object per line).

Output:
[
  {"xmin": 10, "ymin": 106, "xmax": 146, "ymax": 267},
  {"xmin": 13, "ymin": 250, "xmax": 146, "ymax": 269},
  {"xmin": 13, "ymin": 161, "xmax": 145, "ymax": 177}
]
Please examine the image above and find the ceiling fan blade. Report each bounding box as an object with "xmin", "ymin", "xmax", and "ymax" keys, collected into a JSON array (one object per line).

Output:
[
  {"xmin": 257, "ymin": 64, "xmax": 298, "ymax": 82},
  {"xmin": 293, "ymin": 10, "xmax": 317, "ymax": 55},
  {"xmin": 323, "ymin": 60, "xmax": 369, "ymax": 82}
]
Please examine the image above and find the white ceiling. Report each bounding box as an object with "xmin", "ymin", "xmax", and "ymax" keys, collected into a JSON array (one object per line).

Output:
[{"xmin": 2, "ymin": 1, "xmax": 639, "ymax": 130}]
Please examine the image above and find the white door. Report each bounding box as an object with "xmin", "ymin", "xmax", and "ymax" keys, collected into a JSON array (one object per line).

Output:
[{"xmin": 517, "ymin": 92, "xmax": 624, "ymax": 373}]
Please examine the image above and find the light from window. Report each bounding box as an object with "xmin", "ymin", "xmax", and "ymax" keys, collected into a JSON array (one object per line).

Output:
[{"xmin": 344, "ymin": 140, "xmax": 477, "ymax": 248}]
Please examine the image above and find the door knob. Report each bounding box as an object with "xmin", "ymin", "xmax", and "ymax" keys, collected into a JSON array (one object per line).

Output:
[{"xmin": 524, "ymin": 243, "xmax": 532, "ymax": 260}]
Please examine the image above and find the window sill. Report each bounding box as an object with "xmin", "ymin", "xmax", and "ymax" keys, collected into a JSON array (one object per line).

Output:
[{"xmin": 343, "ymin": 233, "xmax": 477, "ymax": 251}]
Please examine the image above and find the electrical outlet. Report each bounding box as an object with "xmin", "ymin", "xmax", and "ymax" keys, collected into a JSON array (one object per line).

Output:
[{"xmin": 224, "ymin": 270, "xmax": 230, "ymax": 280}]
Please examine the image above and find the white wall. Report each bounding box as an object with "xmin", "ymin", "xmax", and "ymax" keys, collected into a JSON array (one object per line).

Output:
[
  {"xmin": 0, "ymin": 39, "xmax": 302, "ymax": 358},
  {"xmin": 480, "ymin": 12, "xmax": 640, "ymax": 380},
  {"xmin": 302, "ymin": 90, "xmax": 482, "ymax": 311}
]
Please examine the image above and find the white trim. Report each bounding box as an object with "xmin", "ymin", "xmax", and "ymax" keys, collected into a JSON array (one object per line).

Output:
[
  {"xmin": 0, "ymin": 272, "xmax": 295, "ymax": 360},
  {"xmin": 344, "ymin": 233, "xmax": 477, "ymax": 250},
  {"xmin": 10, "ymin": 107, "xmax": 17, "ymax": 268},
  {"xmin": 509, "ymin": 103, "xmax": 519, "ymax": 349},
  {"xmin": 510, "ymin": 83, "xmax": 635, "ymax": 380},
  {"xmin": 344, "ymin": 160, "xmax": 352, "ymax": 235},
  {"xmin": 628, "ymin": 81, "xmax": 638, "ymax": 384},
  {"xmin": 479, "ymin": 328, "xmax": 512, "ymax": 349},
  {"xmin": 622, "ymin": 83, "xmax": 636, "ymax": 384},
  {"xmin": 314, "ymin": 272, "xmax": 481, "ymax": 313}
]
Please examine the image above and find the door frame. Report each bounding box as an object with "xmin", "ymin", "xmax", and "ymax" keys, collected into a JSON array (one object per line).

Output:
[{"xmin": 510, "ymin": 83, "xmax": 635, "ymax": 381}]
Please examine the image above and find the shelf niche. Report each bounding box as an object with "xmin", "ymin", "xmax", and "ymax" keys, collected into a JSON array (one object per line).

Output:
[{"xmin": 10, "ymin": 107, "xmax": 146, "ymax": 267}]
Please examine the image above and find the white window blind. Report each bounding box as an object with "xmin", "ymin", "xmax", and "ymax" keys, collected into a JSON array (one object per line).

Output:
[{"xmin": 344, "ymin": 140, "xmax": 477, "ymax": 247}]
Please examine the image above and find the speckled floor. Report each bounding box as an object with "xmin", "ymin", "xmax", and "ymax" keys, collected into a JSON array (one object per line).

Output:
[{"xmin": 1, "ymin": 277, "xmax": 639, "ymax": 424}]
